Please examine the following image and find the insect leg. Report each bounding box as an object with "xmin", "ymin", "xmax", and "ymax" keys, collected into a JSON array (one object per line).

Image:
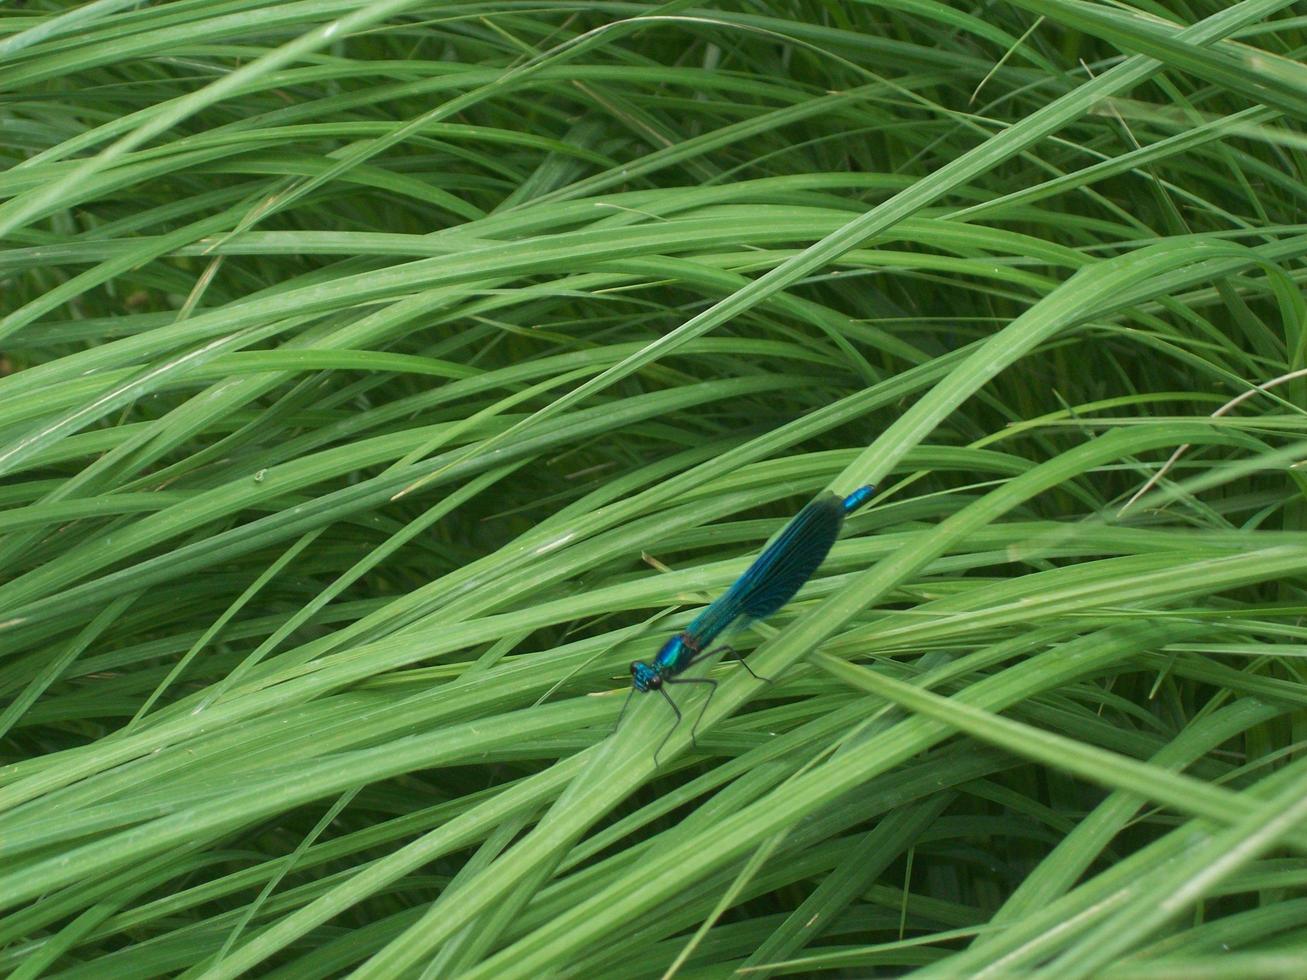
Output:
[
  {"xmin": 653, "ymin": 686, "xmax": 683, "ymax": 766},
  {"xmin": 686, "ymin": 644, "xmax": 772, "ymax": 683},
  {"xmin": 664, "ymin": 676, "xmax": 718, "ymax": 753},
  {"xmin": 611, "ymin": 686, "xmax": 637, "ymax": 737}
]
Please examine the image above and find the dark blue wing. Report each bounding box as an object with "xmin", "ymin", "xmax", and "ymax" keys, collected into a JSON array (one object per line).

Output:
[
  {"xmin": 732, "ymin": 493, "xmax": 845, "ymax": 619},
  {"xmin": 686, "ymin": 493, "xmax": 846, "ymax": 644}
]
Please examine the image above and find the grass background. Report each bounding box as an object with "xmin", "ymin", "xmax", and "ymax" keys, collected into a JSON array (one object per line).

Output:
[{"xmin": 3, "ymin": 0, "xmax": 1307, "ymax": 976}]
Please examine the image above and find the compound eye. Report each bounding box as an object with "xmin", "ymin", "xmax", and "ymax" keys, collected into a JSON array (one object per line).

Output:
[
  {"xmin": 648, "ymin": 675, "xmax": 662, "ymax": 690},
  {"xmin": 629, "ymin": 662, "xmax": 638, "ymax": 676}
]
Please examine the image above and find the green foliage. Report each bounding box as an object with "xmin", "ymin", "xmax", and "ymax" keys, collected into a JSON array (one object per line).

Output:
[{"xmin": 3, "ymin": 1, "xmax": 1307, "ymax": 976}]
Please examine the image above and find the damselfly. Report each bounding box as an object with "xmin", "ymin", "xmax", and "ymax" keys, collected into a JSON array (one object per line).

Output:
[{"xmin": 621, "ymin": 485, "xmax": 874, "ymax": 760}]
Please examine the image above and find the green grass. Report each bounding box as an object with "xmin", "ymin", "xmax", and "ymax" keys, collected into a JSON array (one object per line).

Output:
[{"xmin": 2, "ymin": 1, "xmax": 1307, "ymax": 976}]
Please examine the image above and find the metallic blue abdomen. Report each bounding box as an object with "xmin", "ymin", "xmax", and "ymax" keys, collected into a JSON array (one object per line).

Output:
[{"xmin": 842, "ymin": 484, "xmax": 875, "ymax": 513}]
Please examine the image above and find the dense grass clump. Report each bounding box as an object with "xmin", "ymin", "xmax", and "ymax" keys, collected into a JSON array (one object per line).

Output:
[{"xmin": 2, "ymin": 1, "xmax": 1307, "ymax": 976}]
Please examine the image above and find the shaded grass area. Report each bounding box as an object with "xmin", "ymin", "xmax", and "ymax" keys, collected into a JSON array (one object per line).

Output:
[{"xmin": 2, "ymin": 1, "xmax": 1307, "ymax": 976}]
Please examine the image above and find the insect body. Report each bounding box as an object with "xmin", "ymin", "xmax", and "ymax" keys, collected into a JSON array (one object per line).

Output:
[{"xmin": 624, "ymin": 484, "xmax": 875, "ymax": 760}]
